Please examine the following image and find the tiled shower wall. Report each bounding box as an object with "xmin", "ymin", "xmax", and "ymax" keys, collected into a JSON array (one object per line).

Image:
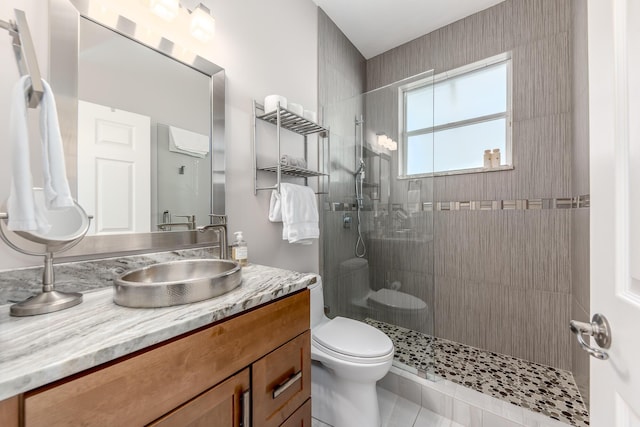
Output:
[
  {"xmin": 365, "ymin": 0, "xmax": 575, "ymax": 370},
  {"xmin": 317, "ymin": 9, "xmax": 366, "ymax": 310},
  {"xmin": 570, "ymin": 0, "xmax": 590, "ymax": 406}
]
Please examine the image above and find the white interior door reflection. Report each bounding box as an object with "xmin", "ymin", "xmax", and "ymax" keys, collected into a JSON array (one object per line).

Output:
[{"xmin": 78, "ymin": 100, "xmax": 151, "ymax": 235}]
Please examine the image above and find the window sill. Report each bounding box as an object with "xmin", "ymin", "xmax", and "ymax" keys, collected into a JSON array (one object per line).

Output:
[{"xmin": 398, "ymin": 164, "xmax": 514, "ymax": 180}]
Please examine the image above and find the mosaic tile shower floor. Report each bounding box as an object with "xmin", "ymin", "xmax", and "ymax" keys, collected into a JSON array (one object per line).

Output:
[{"xmin": 365, "ymin": 318, "xmax": 589, "ymax": 427}]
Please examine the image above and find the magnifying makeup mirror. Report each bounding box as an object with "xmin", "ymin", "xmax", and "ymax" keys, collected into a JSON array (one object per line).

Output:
[{"xmin": 0, "ymin": 188, "xmax": 92, "ymax": 316}]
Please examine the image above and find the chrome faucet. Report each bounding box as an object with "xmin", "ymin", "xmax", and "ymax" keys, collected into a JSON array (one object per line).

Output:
[
  {"xmin": 197, "ymin": 214, "xmax": 228, "ymax": 259},
  {"xmin": 175, "ymin": 215, "xmax": 196, "ymax": 230},
  {"xmin": 158, "ymin": 214, "xmax": 196, "ymax": 231}
]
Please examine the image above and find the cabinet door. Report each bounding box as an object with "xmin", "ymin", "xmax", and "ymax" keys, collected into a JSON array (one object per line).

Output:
[
  {"xmin": 0, "ymin": 396, "xmax": 19, "ymax": 427},
  {"xmin": 280, "ymin": 399, "xmax": 311, "ymax": 427},
  {"xmin": 149, "ymin": 368, "xmax": 250, "ymax": 427},
  {"xmin": 253, "ymin": 331, "xmax": 311, "ymax": 427}
]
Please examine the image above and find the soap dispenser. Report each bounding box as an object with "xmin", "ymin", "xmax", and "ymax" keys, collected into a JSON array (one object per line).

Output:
[{"xmin": 231, "ymin": 231, "xmax": 248, "ymax": 267}]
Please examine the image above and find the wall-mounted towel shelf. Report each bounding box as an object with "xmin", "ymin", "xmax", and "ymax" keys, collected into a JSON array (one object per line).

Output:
[
  {"xmin": 258, "ymin": 164, "xmax": 327, "ymax": 178},
  {"xmin": 252, "ymin": 100, "xmax": 330, "ymax": 195},
  {"xmin": 257, "ymin": 107, "xmax": 327, "ymax": 136},
  {"xmin": 1, "ymin": 9, "xmax": 43, "ymax": 109}
]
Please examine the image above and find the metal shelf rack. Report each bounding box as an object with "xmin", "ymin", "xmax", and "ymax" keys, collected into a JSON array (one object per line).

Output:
[{"xmin": 252, "ymin": 100, "xmax": 330, "ymax": 195}]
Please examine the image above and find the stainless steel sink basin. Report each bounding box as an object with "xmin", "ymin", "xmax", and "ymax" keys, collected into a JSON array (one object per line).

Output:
[{"xmin": 113, "ymin": 259, "xmax": 242, "ymax": 308}]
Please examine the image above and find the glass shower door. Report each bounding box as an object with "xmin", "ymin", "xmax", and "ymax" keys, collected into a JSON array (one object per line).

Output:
[{"xmin": 321, "ymin": 69, "xmax": 435, "ymax": 377}]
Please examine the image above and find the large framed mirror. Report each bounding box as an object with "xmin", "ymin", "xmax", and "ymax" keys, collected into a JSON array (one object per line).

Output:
[{"xmin": 49, "ymin": 0, "xmax": 225, "ymax": 259}]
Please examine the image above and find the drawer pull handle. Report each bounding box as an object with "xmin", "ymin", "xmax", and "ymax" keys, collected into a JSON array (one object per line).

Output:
[
  {"xmin": 241, "ymin": 389, "xmax": 251, "ymax": 427},
  {"xmin": 272, "ymin": 370, "xmax": 302, "ymax": 399}
]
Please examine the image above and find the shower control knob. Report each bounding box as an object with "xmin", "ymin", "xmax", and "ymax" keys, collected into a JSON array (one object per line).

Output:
[{"xmin": 343, "ymin": 213, "xmax": 352, "ymax": 229}]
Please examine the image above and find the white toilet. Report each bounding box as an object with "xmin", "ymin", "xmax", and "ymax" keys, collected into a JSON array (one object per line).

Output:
[
  {"xmin": 309, "ymin": 277, "xmax": 394, "ymax": 427},
  {"xmin": 339, "ymin": 257, "xmax": 429, "ymax": 331}
]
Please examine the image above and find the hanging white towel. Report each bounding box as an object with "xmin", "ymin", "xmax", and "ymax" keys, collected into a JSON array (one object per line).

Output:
[
  {"xmin": 269, "ymin": 190, "xmax": 282, "ymax": 222},
  {"xmin": 39, "ymin": 79, "xmax": 74, "ymax": 209},
  {"xmin": 7, "ymin": 76, "xmax": 73, "ymax": 232},
  {"xmin": 169, "ymin": 125, "xmax": 209, "ymax": 158},
  {"xmin": 279, "ymin": 183, "xmax": 319, "ymax": 244},
  {"xmin": 7, "ymin": 76, "xmax": 49, "ymax": 233}
]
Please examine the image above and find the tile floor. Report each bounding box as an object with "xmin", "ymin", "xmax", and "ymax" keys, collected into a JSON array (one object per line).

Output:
[
  {"xmin": 364, "ymin": 319, "xmax": 589, "ymax": 427},
  {"xmin": 311, "ymin": 386, "xmax": 462, "ymax": 427}
]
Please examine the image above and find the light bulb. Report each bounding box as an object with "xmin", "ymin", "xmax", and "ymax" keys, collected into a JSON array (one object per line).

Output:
[
  {"xmin": 149, "ymin": 0, "xmax": 179, "ymax": 22},
  {"xmin": 190, "ymin": 4, "xmax": 215, "ymax": 42}
]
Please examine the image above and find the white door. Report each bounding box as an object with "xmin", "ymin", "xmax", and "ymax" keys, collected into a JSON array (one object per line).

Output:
[
  {"xmin": 78, "ymin": 101, "xmax": 151, "ymax": 235},
  {"xmin": 588, "ymin": 0, "xmax": 640, "ymax": 424}
]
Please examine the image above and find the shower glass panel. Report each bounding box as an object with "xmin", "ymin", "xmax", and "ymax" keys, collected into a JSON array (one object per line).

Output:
[{"xmin": 321, "ymin": 70, "xmax": 435, "ymax": 377}]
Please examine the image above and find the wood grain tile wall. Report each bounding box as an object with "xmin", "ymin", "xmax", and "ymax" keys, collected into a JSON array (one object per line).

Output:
[
  {"xmin": 318, "ymin": 0, "xmax": 585, "ymax": 373},
  {"xmin": 570, "ymin": 0, "xmax": 590, "ymax": 407},
  {"xmin": 363, "ymin": 0, "xmax": 574, "ymax": 370},
  {"xmin": 317, "ymin": 9, "xmax": 366, "ymax": 315}
]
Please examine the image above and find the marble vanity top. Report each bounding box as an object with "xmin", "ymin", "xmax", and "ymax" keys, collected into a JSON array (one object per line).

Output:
[{"xmin": 0, "ymin": 250, "xmax": 315, "ymax": 401}]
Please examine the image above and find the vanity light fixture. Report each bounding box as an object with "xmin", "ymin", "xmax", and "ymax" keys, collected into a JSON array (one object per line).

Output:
[
  {"xmin": 189, "ymin": 3, "xmax": 215, "ymax": 42},
  {"xmin": 149, "ymin": 0, "xmax": 180, "ymax": 22}
]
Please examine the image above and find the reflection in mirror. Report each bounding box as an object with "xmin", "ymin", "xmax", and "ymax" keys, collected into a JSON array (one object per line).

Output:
[{"xmin": 77, "ymin": 17, "xmax": 212, "ymax": 235}]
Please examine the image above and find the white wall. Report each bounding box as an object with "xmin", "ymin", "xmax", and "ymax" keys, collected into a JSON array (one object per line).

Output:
[
  {"xmin": 200, "ymin": 0, "xmax": 319, "ymax": 273},
  {"xmin": 0, "ymin": 0, "xmax": 319, "ymax": 272}
]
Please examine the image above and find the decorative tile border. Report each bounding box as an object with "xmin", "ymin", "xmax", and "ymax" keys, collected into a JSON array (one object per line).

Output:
[
  {"xmin": 365, "ymin": 318, "xmax": 589, "ymax": 427},
  {"xmin": 324, "ymin": 195, "xmax": 590, "ymax": 212},
  {"xmin": 431, "ymin": 195, "xmax": 590, "ymax": 211}
]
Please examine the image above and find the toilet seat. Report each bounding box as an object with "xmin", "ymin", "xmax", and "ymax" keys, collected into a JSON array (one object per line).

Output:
[{"xmin": 312, "ymin": 316, "xmax": 394, "ymax": 364}]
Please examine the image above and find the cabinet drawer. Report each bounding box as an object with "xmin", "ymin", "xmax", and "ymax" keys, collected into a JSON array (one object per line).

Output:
[
  {"xmin": 24, "ymin": 291, "xmax": 309, "ymax": 427},
  {"xmin": 280, "ymin": 399, "xmax": 311, "ymax": 427},
  {"xmin": 149, "ymin": 368, "xmax": 250, "ymax": 427},
  {"xmin": 253, "ymin": 331, "xmax": 311, "ymax": 427}
]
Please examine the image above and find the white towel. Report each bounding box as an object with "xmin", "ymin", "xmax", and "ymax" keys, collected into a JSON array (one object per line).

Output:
[
  {"xmin": 280, "ymin": 154, "xmax": 307, "ymax": 169},
  {"xmin": 279, "ymin": 183, "xmax": 319, "ymax": 244},
  {"xmin": 169, "ymin": 126, "xmax": 209, "ymax": 158},
  {"xmin": 269, "ymin": 190, "xmax": 282, "ymax": 222},
  {"xmin": 40, "ymin": 79, "xmax": 74, "ymax": 209},
  {"xmin": 7, "ymin": 76, "xmax": 73, "ymax": 232}
]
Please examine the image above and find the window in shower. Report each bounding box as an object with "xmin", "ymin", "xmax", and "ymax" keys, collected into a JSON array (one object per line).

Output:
[{"xmin": 400, "ymin": 53, "xmax": 512, "ymax": 177}]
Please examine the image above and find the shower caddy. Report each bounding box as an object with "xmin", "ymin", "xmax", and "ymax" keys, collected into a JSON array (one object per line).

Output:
[{"xmin": 252, "ymin": 100, "xmax": 330, "ymax": 195}]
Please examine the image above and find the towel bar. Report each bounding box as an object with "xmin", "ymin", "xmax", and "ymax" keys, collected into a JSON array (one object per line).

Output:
[{"xmin": 1, "ymin": 9, "xmax": 44, "ymax": 108}]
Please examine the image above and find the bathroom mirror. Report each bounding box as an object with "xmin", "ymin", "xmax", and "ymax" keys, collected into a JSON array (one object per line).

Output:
[{"xmin": 48, "ymin": 0, "xmax": 225, "ymax": 257}]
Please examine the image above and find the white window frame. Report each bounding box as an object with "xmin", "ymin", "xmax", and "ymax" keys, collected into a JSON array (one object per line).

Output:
[{"xmin": 398, "ymin": 52, "xmax": 513, "ymax": 178}]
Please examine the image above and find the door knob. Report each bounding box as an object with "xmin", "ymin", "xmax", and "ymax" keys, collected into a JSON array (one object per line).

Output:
[{"xmin": 569, "ymin": 313, "xmax": 611, "ymax": 360}]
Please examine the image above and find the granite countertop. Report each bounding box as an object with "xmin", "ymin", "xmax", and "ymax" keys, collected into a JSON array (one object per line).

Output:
[{"xmin": 0, "ymin": 250, "xmax": 315, "ymax": 401}]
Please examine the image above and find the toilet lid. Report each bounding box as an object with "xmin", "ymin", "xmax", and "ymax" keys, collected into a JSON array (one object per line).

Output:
[
  {"xmin": 369, "ymin": 288, "xmax": 427, "ymax": 310},
  {"xmin": 312, "ymin": 316, "xmax": 393, "ymax": 358}
]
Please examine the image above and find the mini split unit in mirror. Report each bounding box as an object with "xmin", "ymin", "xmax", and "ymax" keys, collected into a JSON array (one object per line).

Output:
[{"xmin": 0, "ymin": 188, "xmax": 92, "ymax": 316}]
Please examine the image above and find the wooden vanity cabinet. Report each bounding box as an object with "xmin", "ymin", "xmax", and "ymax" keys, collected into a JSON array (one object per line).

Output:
[
  {"xmin": 280, "ymin": 399, "xmax": 312, "ymax": 427},
  {"xmin": 15, "ymin": 290, "xmax": 310, "ymax": 427},
  {"xmin": 253, "ymin": 330, "xmax": 311, "ymax": 426},
  {"xmin": 0, "ymin": 396, "xmax": 19, "ymax": 427},
  {"xmin": 149, "ymin": 368, "xmax": 250, "ymax": 427}
]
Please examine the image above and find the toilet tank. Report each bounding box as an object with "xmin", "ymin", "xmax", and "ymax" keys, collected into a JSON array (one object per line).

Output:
[
  {"xmin": 309, "ymin": 276, "xmax": 327, "ymax": 328},
  {"xmin": 338, "ymin": 258, "xmax": 371, "ymax": 300}
]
